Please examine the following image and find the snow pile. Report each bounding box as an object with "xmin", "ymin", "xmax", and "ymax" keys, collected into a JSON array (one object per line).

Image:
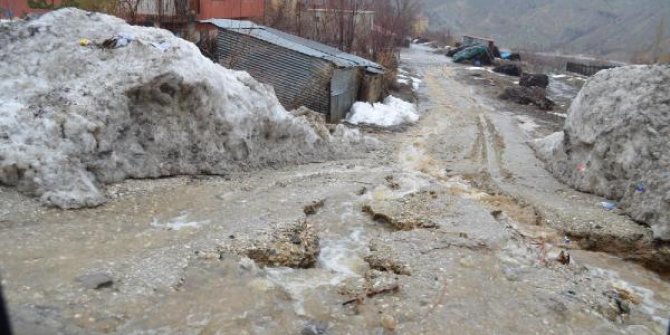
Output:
[
  {"xmin": 533, "ymin": 65, "xmax": 670, "ymax": 239},
  {"xmin": 397, "ymin": 68, "xmax": 422, "ymax": 90},
  {"xmin": 0, "ymin": 9, "xmax": 376, "ymax": 208},
  {"xmin": 345, "ymin": 96, "xmax": 419, "ymax": 127}
]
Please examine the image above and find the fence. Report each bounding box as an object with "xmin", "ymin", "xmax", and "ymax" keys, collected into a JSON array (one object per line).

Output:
[{"xmin": 566, "ymin": 62, "xmax": 618, "ymax": 76}]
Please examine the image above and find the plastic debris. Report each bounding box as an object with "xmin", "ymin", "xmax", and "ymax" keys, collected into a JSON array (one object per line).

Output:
[
  {"xmin": 557, "ymin": 250, "xmax": 571, "ymax": 265},
  {"xmin": 101, "ymin": 33, "xmax": 134, "ymax": 49},
  {"xmin": 576, "ymin": 163, "xmax": 587, "ymax": 172},
  {"xmin": 563, "ymin": 236, "xmax": 571, "ymax": 245},
  {"xmin": 79, "ymin": 38, "xmax": 91, "ymax": 46},
  {"xmin": 600, "ymin": 201, "xmax": 617, "ymax": 210},
  {"xmin": 151, "ymin": 41, "xmax": 171, "ymax": 52},
  {"xmin": 635, "ymin": 182, "xmax": 645, "ymax": 193}
]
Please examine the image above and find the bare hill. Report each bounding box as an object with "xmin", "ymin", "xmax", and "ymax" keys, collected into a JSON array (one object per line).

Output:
[{"xmin": 421, "ymin": 0, "xmax": 670, "ymax": 61}]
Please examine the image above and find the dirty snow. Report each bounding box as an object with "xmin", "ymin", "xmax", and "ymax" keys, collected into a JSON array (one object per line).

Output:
[
  {"xmin": 397, "ymin": 68, "xmax": 422, "ymax": 90},
  {"xmin": 0, "ymin": 9, "xmax": 376, "ymax": 208},
  {"xmin": 534, "ymin": 65, "xmax": 670, "ymax": 239},
  {"xmin": 345, "ymin": 96, "xmax": 419, "ymax": 127}
]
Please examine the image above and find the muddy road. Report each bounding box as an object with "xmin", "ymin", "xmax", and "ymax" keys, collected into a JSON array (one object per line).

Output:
[{"xmin": 1, "ymin": 45, "xmax": 669, "ymax": 334}]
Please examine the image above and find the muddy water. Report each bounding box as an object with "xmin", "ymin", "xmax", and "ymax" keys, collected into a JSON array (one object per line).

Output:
[{"xmin": 1, "ymin": 44, "xmax": 670, "ymax": 335}]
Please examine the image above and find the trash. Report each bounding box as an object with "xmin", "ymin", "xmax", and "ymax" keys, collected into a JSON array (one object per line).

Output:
[
  {"xmin": 557, "ymin": 250, "xmax": 571, "ymax": 265},
  {"xmin": 600, "ymin": 201, "xmax": 617, "ymax": 210},
  {"xmin": 452, "ymin": 45, "xmax": 493, "ymax": 65},
  {"xmin": 493, "ymin": 64, "xmax": 522, "ymax": 77},
  {"xmin": 519, "ymin": 73, "xmax": 549, "ymax": 89},
  {"xmin": 79, "ymin": 38, "xmax": 91, "ymax": 46},
  {"xmin": 303, "ymin": 199, "xmax": 325, "ymax": 215},
  {"xmin": 563, "ymin": 236, "xmax": 571, "ymax": 245},
  {"xmin": 342, "ymin": 283, "xmax": 400, "ymax": 306},
  {"xmin": 446, "ymin": 44, "xmax": 468, "ymax": 57},
  {"xmin": 101, "ymin": 33, "xmax": 134, "ymax": 49},
  {"xmin": 635, "ymin": 182, "xmax": 646, "ymax": 193},
  {"xmin": 151, "ymin": 41, "xmax": 171, "ymax": 52},
  {"xmin": 499, "ymin": 86, "xmax": 555, "ymax": 110},
  {"xmin": 576, "ymin": 163, "xmax": 587, "ymax": 172}
]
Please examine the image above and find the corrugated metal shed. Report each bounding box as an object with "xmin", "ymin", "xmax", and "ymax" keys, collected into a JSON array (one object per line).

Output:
[
  {"xmin": 202, "ymin": 19, "xmax": 384, "ymax": 74},
  {"xmin": 203, "ymin": 19, "xmax": 384, "ymax": 122}
]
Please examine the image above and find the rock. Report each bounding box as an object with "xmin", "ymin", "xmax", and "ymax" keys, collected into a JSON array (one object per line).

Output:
[
  {"xmin": 493, "ymin": 64, "xmax": 522, "ymax": 77},
  {"xmin": 362, "ymin": 191, "xmax": 439, "ymax": 231},
  {"xmin": 534, "ymin": 65, "xmax": 670, "ymax": 240},
  {"xmin": 499, "ymin": 86, "xmax": 555, "ymax": 110},
  {"xmin": 380, "ymin": 314, "xmax": 397, "ymax": 332},
  {"xmin": 364, "ymin": 254, "xmax": 411, "ymax": 276},
  {"xmin": 365, "ymin": 239, "xmax": 411, "ymax": 275},
  {"xmin": 519, "ymin": 73, "xmax": 549, "ymax": 88},
  {"xmin": 76, "ymin": 273, "xmax": 113, "ymax": 289},
  {"xmin": 303, "ymin": 199, "xmax": 325, "ymax": 216},
  {"xmin": 301, "ymin": 320, "xmax": 328, "ymax": 335}
]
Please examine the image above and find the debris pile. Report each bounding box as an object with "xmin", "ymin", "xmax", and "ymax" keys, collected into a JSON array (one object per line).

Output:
[
  {"xmin": 0, "ymin": 9, "xmax": 376, "ymax": 208},
  {"xmin": 220, "ymin": 220, "xmax": 320, "ymax": 268},
  {"xmin": 362, "ymin": 191, "xmax": 439, "ymax": 230},
  {"xmin": 520, "ymin": 73, "xmax": 550, "ymax": 88},
  {"xmin": 493, "ymin": 64, "xmax": 522, "ymax": 77},
  {"xmin": 534, "ymin": 65, "xmax": 670, "ymax": 239},
  {"xmin": 499, "ymin": 86, "xmax": 555, "ymax": 110}
]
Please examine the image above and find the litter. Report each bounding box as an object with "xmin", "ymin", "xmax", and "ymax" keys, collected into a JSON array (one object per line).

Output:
[
  {"xmin": 600, "ymin": 201, "xmax": 617, "ymax": 210},
  {"xmin": 557, "ymin": 250, "xmax": 571, "ymax": 265},
  {"xmin": 101, "ymin": 33, "xmax": 134, "ymax": 49},
  {"xmin": 452, "ymin": 46, "xmax": 493, "ymax": 65},
  {"xmin": 576, "ymin": 163, "xmax": 587, "ymax": 172},
  {"xmin": 79, "ymin": 38, "xmax": 91, "ymax": 46},
  {"xmin": 635, "ymin": 182, "xmax": 645, "ymax": 193},
  {"xmin": 151, "ymin": 41, "xmax": 171, "ymax": 52},
  {"xmin": 563, "ymin": 236, "xmax": 571, "ymax": 245}
]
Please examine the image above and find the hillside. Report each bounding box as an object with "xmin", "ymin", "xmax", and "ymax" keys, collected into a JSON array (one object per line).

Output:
[{"xmin": 421, "ymin": 0, "xmax": 670, "ymax": 62}]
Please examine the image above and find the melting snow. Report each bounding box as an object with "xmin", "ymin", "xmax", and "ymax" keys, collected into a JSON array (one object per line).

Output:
[{"xmin": 346, "ymin": 96, "xmax": 419, "ymax": 127}]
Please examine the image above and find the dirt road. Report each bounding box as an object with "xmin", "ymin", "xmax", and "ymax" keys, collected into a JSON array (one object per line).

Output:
[{"xmin": 1, "ymin": 45, "xmax": 669, "ymax": 334}]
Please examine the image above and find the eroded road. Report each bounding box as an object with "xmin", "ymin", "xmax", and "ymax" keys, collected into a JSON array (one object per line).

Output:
[{"xmin": 1, "ymin": 45, "xmax": 669, "ymax": 334}]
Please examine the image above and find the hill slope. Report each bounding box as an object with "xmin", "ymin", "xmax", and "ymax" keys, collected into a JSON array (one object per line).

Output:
[{"xmin": 421, "ymin": 0, "xmax": 670, "ymax": 61}]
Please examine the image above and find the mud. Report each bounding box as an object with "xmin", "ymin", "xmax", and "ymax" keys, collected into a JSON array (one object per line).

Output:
[{"xmin": 1, "ymin": 44, "xmax": 670, "ymax": 335}]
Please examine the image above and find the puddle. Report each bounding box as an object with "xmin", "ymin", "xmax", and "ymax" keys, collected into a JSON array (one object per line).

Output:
[{"xmin": 150, "ymin": 211, "xmax": 210, "ymax": 230}]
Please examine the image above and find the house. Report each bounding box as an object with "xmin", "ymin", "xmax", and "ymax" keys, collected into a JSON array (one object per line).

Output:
[
  {"xmin": 1, "ymin": 0, "xmax": 57, "ymax": 18},
  {"xmin": 203, "ymin": 19, "xmax": 384, "ymax": 123},
  {"xmin": 0, "ymin": 0, "xmax": 264, "ymax": 25}
]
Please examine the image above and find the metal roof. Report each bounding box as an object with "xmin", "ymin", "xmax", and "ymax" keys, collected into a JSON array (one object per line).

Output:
[{"xmin": 201, "ymin": 19, "xmax": 384, "ymax": 74}]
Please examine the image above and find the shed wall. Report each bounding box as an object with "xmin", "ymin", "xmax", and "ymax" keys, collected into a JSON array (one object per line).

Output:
[
  {"xmin": 216, "ymin": 30, "xmax": 333, "ymax": 115},
  {"xmin": 330, "ymin": 68, "xmax": 360, "ymax": 123}
]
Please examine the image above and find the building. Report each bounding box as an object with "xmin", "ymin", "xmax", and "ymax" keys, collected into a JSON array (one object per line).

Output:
[
  {"xmin": 0, "ymin": 0, "xmax": 264, "ymax": 23},
  {"xmin": 204, "ymin": 19, "xmax": 384, "ymax": 122},
  {"xmin": 1, "ymin": 0, "xmax": 57, "ymax": 18}
]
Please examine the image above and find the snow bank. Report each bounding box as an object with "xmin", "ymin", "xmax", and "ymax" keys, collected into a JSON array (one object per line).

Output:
[
  {"xmin": 0, "ymin": 9, "xmax": 376, "ymax": 208},
  {"xmin": 345, "ymin": 96, "xmax": 419, "ymax": 127},
  {"xmin": 533, "ymin": 65, "xmax": 670, "ymax": 239}
]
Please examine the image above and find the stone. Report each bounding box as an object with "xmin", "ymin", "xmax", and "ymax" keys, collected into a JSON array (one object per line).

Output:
[
  {"xmin": 301, "ymin": 320, "xmax": 328, "ymax": 335},
  {"xmin": 519, "ymin": 73, "xmax": 549, "ymax": 88},
  {"xmin": 499, "ymin": 86, "xmax": 555, "ymax": 110},
  {"xmin": 493, "ymin": 64, "xmax": 522, "ymax": 77},
  {"xmin": 76, "ymin": 273, "xmax": 113, "ymax": 290}
]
